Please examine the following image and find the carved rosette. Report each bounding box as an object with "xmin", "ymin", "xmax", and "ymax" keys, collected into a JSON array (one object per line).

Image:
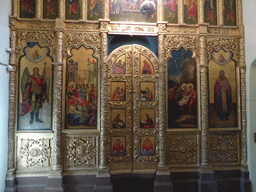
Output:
[
  {"xmin": 210, "ymin": 133, "xmax": 239, "ymax": 164},
  {"xmin": 100, "ymin": 32, "xmax": 109, "ymax": 169},
  {"xmin": 19, "ymin": 139, "xmax": 51, "ymax": 168},
  {"xmin": 168, "ymin": 135, "xmax": 198, "ymax": 165},
  {"xmin": 63, "ymin": 33, "xmax": 101, "ymax": 57},
  {"xmin": 66, "ymin": 137, "xmax": 98, "ymax": 169}
]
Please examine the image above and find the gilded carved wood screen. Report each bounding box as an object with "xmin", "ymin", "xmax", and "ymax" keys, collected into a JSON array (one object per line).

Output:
[{"xmin": 6, "ymin": 0, "xmax": 247, "ymax": 188}]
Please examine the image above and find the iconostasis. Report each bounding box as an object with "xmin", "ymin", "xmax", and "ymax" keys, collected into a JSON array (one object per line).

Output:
[{"xmin": 5, "ymin": 0, "xmax": 248, "ymax": 191}]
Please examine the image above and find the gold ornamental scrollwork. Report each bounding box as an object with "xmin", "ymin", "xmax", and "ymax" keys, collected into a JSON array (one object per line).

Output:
[
  {"xmin": 168, "ymin": 135, "xmax": 198, "ymax": 165},
  {"xmin": 19, "ymin": 31, "xmax": 55, "ymax": 48},
  {"xmin": 206, "ymin": 38, "xmax": 239, "ymax": 58},
  {"xmin": 210, "ymin": 134, "xmax": 239, "ymax": 164},
  {"xmin": 67, "ymin": 138, "xmax": 96, "ymax": 166},
  {"xmin": 63, "ymin": 33, "xmax": 100, "ymax": 57},
  {"xmin": 20, "ymin": 139, "xmax": 51, "ymax": 167},
  {"xmin": 165, "ymin": 35, "xmax": 197, "ymax": 59}
]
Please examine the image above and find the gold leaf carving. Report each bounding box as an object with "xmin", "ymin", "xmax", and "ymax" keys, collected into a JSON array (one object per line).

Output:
[
  {"xmin": 168, "ymin": 135, "xmax": 198, "ymax": 165},
  {"xmin": 20, "ymin": 139, "xmax": 51, "ymax": 167}
]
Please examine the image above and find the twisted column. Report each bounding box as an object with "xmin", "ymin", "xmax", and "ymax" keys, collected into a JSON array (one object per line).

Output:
[
  {"xmin": 36, "ymin": 0, "xmax": 43, "ymax": 19},
  {"xmin": 13, "ymin": 0, "xmax": 18, "ymax": 17},
  {"xmin": 81, "ymin": 0, "xmax": 87, "ymax": 20},
  {"xmin": 52, "ymin": 30, "xmax": 63, "ymax": 171},
  {"xmin": 59, "ymin": 0, "xmax": 64, "ymax": 19},
  {"xmin": 103, "ymin": 0, "xmax": 109, "ymax": 19},
  {"xmin": 99, "ymin": 32, "xmax": 109, "ymax": 170}
]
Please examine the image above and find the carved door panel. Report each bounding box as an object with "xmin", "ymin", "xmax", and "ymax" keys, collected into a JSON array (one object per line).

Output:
[{"xmin": 107, "ymin": 45, "xmax": 159, "ymax": 172}]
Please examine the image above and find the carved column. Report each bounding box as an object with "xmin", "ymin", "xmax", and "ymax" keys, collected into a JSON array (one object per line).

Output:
[
  {"xmin": 99, "ymin": 31, "xmax": 109, "ymax": 170},
  {"xmin": 103, "ymin": 0, "xmax": 109, "ymax": 19},
  {"xmin": 59, "ymin": 0, "xmax": 65, "ymax": 19},
  {"xmin": 35, "ymin": 0, "xmax": 43, "ymax": 19},
  {"xmin": 239, "ymin": 36, "xmax": 247, "ymax": 168},
  {"xmin": 154, "ymin": 24, "xmax": 173, "ymax": 192},
  {"xmin": 5, "ymin": 25, "xmax": 17, "ymax": 191},
  {"xmin": 178, "ymin": 0, "xmax": 184, "ymax": 24},
  {"xmin": 198, "ymin": 0, "xmax": 204, "ymax": 24},
  {"xmin": 199, "ymin": 35, "xmax": 209, "ymax": 167},
  {"xmin": 13, "ymin": 0, "xmax": 18, "ymax": 17},
  {"xmin": 81, "ymin": 0, "xmax": 87, "ymax": 20},
  {"xmin": 158, "ymin": 0, "xmax": 164, "ymax": 22},
  {"xmin": 157, "ymin": 33, "xmax": 167, "ymax": 170},
  {"xmin": 219, "ymin": 0, "xmax": 224, "ymax": 26},
  {"xmin": 52, "ymin": 29, "xmax": 63, "ymax": 171}
]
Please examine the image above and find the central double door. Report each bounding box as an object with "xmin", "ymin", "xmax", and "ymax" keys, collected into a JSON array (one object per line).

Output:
[{"xmin": 107, "ymin": 44, "xmax": 160, "ymax": 172}]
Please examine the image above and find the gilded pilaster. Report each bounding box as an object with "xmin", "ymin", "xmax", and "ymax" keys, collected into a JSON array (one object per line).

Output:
[
  {"xmin": 99, "ymin": 24, "xmax": 109, "ymax": 170},
  {"xmin": 59, "ymin": 0, "xmax": 65, "ymax": 19},
  {"xmin": 52, "ymin": 25, "xmax": 64, "ymax": 171},
  {"xmin": 199, "ymin": 35, "xmax": 210, "ymax": 167},
  {"xmin": 178, "ymin": 0, "xmax": 184, "ymax": 24},
  {"xmin": 36, "ymin": 0, "xmax": 43, "ymax": 19},
  {"xmin": 7, "ymin": 26, "xmax": 17, "ymax": 178}
]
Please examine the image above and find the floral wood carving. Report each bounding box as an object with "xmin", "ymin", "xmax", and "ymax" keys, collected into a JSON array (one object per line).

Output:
[
  {"xmin": 20, "ymin": 139, "xmax": 51, "ymax": 167},
  {"xmin": 168, "ymin": 135, "xmax": 198, "ymax": 165},
  {"xmin": 210, "ymin": 134, "xmax": 239, "ymax": 164}
]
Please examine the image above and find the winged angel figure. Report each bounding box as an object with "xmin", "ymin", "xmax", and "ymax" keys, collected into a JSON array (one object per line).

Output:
[{"xmin": 20, "ymin": 63, "xmax": 51, "ymax": 124}]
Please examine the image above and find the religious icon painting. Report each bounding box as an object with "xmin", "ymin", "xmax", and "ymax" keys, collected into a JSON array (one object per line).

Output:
[
  {"xmin": 111, "ymin": 136, "xmax": 126, "ymax": 156},
  {"xmin": 112, "ymin": 54, "xmax": 126, "ymax": 74},
  {"xmin": 111, "ymin": 109, "xmax": 126, "ymax": 129},
  {"xmin": 109, "ymin": 0, "xmax": 157, "ymax": 23},
  {"xmin": 111, "ymin": 81, "xmax": 126, "ymax": 101},
  {"xmin": 87, "ymin": 0, "xmax": 103, "ymax": 20},
  {"xmin": 20, "ymin": 0, "xmax": 36, "ymax": 18},
  {"xmin": 167, "ymin": 48, "xmax": 197, "ymax": 128},
  {"xmin": 43, "ymin": 0, "xmax": 58, "ymax": 19},
  {"xmin": 204, "ymin": 0, "xmax": 217, "ymax": 25},
  {"xmin": 164, "ymin": 0, "xmax": 178, "ymax": 24},
  {"xmin": 209, "ymin": 49, "xmax": 237, "ymax": 128},
  {"xmin": 140, "ymin": 82, "xmax": 154, "ymax": 101},
  {"xmin": 18, "ymin": 42, "xmax": 53, "ymax": 130},
  {"xmin": 184, "ymin": 0, "xmax": 198, "ymax": 24},
  {"xmin": 140, "ymin": 55, "xmax": 154, "ymax": 74},
  {"xmin": 66, "ymin": 46, "xmax": 98, "ymax": 129},
  {"xmin": 140, "ymin": 136, "xmax": 155, "ymax": 156},
  {"xmin": 223, "ymin": 0, "xmax": 236, "ymax": 26},
  {"xmin": 65, "ymin": 0, "xmax": 80, "ymax": 20},
  {"xmin": 140, "ymin": 108, "xmax": 155, "ymax": 128}
]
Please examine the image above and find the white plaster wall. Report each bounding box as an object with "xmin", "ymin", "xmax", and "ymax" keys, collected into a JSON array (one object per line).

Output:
[
  {"xmin": 243, "ymin": 0, "xmax": 256, "ymax": 191},
  {"xmin": 0, "ymin": 0, "xmax": 11, "ymax": 191}
]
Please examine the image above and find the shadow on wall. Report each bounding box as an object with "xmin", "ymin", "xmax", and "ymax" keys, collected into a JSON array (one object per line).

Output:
[{"xmin": 249, "ymin": 58, "xmax": 256, "ymax": 192}]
